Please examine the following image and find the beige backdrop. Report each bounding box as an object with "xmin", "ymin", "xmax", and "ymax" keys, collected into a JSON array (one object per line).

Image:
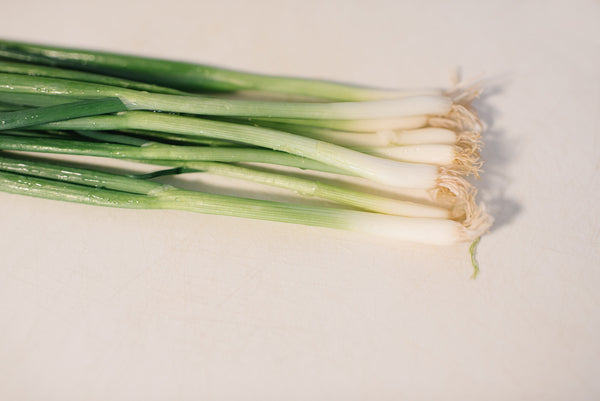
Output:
[{"xmin": 1, "ymin": 0, "xmax": 599, "ymax": 399}]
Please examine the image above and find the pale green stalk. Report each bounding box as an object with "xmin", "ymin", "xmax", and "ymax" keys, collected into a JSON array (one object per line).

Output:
[
  {"xmin": 0, "ymin": 134, "xmax": 348, "ymax": 174},
  {"xmin": 148, "ymin": 160, "xmax": 451, "ymax": 218},
  {"xmin": 0, "ymin": 169, "xmax": 473, "ymax": 245},
  {"xmin": 0, "ymin": 73, "xmax": 453, "ymax": 121},
  {"xmin": 244, "ymin": 122, "xmax": 459, "ymax": 148},
  {"xmin": 0, "ymin": 152, "xmax": 448, "ymax": 218},
  {"xmin": 0, "ymin": 39, "xmax": 443, "ymax": 101},
  {"xmin": 238, "ymin": 115, "xmax": 430, "ymax": 132}
]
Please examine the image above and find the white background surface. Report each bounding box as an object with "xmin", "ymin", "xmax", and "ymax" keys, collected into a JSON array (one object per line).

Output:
[{"xmin": 1, "ymin": 0, "xmax": 599, "ymax": 399}]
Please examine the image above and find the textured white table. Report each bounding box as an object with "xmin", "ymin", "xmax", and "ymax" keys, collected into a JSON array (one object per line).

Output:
[{"xmin": 1, "ymin": 1, "xmax": 599, "ymax": 399}]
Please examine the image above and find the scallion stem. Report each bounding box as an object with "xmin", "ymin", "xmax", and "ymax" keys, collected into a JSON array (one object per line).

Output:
[
  {"xmin": 0, "ymin": 73, "xmax": 453, "ymax": 121},
  {"xmin": 148, "ymin": 160, "xmax": 452, "ymax": 218},
  {"xmin": 356, "ymin": 144, "xmax": 457, "ymax": 165},
  {"xmin": 0, "ymin": 39, "xmax": 441, "ymax": 101},
  {"xmin": 233, "ymin": 115, "xmax": 430, "ymax": 132},
  {"xmin": 0, "ymin": 154, "xmax": 450, "ymax": 218},
  {"xmin": 238, "ymin": 121, "xmax": 460, "ymax": 148},
  {"xmin": 0, "ymin": 134, "xmax": 349, "ymax": 174},
  {"xmin": 0, "ymin": 154, "xmax": 160, "ymax": 194},
  {"xmin": 0, "ymin": 168, "xmax": 478, "ymax": 245}
]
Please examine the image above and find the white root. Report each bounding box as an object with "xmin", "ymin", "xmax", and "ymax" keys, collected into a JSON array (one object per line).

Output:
[
  {"xmin": 431, "ymin": 167, "xmax": 490, "ymax": 228},
  {"xmin": 458, "ymin": 203, "xmax": 493, "ymax": 242},
  {"xmin": 453, "ymin": 137, "xmax": 483, "ymax": 177},
  {"xmin": 428, "ymin": 104, "xmax": 483, "ymax": 133}
]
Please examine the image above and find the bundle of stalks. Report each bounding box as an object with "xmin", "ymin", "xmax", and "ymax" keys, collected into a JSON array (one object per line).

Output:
[{"xmin": 0, "ymin": 39, "xmax": 492, "ymax": 246}]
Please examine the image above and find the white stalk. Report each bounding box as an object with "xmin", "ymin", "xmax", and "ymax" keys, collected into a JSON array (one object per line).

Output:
[
  {"xmin": 0, "ymin": 169, "xmax": 492, "ymax": 245},
  {"xmin": 344, "ymin": 212, "xmax": 491, "ymax": 245},
  {"xmin": 152, "ymin": 160, "xmax": 452, "ymax": 218},
  {"xmin": 359, "ymin": 144, "xmax": 457, "ymax": 165},
  {"xmin": 391, "ymin": 127, "xmax": 458, "ymax": 145},
  {"xmin": 354, "ymin": 137, "xmax": 482, "ymax": 176},
  {"xmin": 249, "ymin": 115, "xmax": 430, "ymax": 132},
  {"xmin": 245, "ymin": 125, "xmax": 462, "ymax": 149},
  {"xmin": 131, "ymin": 92, "xmax": 454, "ymax": 120}
]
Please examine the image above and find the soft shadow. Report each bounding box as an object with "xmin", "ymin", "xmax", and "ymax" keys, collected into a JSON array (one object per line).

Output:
[{"xmin": 472, "ymin": 80, "xmax": 522, "ymax": 231}]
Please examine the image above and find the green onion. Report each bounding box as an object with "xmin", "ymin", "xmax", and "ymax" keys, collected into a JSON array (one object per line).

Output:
[
  {"xmin": 230, "ymin": 115, "xmax": 431, "ymax": 132},
  {"xmin": 0, "ymin": 154, "xmax": 451, "ymax": 218},
  {"xmin": 0, "ymin": 73, "xmax": 453, "ymax": 122},
  {"xmin": 0, "ymin": 154, "xmax": 160, "ymax": 194},
  {"xmin": 0, "ymin": 39, "xmax": 440, "ymax": 101},
  {"xmin": 0, "ymin": 134, "xmax": 348, "ymax": 174},
  {"xmin": 0, "ymin": 156, "xmax": 485, "ymax": 245},
  {"xmin": 234, "ymin": 120, "xmax": 463, "ymax": 147}
]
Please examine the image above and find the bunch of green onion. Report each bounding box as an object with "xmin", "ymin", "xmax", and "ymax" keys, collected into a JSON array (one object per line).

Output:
[{"xmin": 0, "ymin": 39, "xmax": 492, "ymax": 246}]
